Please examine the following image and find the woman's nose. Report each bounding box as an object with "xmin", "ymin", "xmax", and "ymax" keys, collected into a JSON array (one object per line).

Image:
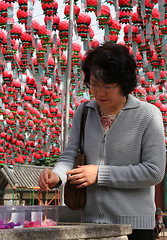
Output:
[{"xmin": 96, "ymin": 86, "xmax": 105, "ymax": 95}]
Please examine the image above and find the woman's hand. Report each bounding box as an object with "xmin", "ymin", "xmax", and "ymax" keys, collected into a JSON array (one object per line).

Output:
[
  {"xmin": 66, "ymin": 165, "xmax": 99, "ymax": 188},
  {"xmin": 38, "ymin": 168, "xmax": 60, "ymax": 191}
]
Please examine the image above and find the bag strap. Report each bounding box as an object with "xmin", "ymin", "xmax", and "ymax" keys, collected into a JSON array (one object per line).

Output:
[{"xmin": 79, "ymin": 101, "xmax": 89, "ymax": 154}]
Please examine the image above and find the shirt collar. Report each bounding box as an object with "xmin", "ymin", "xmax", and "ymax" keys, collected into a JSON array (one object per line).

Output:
[{"xmin": 86, "ymin": 94, "xmax": 141, "ymax": 111}]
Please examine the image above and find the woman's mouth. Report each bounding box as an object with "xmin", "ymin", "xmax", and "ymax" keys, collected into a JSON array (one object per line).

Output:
[{"xmin": 98, "ymin": 99, "xmax": 108, "ymax": 102}]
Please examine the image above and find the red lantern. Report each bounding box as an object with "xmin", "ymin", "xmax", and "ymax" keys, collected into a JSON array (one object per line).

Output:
[
  {"xmin": 119, "ymin": 0, "xmax": 132, "ymax": 11},
  {"xmin": 36, "ymin": 41, "xmax": 46, "ymax": 64},
  {"xmin": 132, "ymin": 11, "xmax": 143, "ymax": 28},
  {"xmin": 26, "ymin": 76, "xmax": 37, "ymax": 90},
  {"xmin": 90, "ymin": 38, "xmax": 99, "ymax": 49},
  {"xmin": 42, "ymin": 0, "xmax": 58, "ymax": 16},
  {"xmin": 151, "ymin": 8, "xmax": 160, "ymax": 26},
  {"xmin": 119, "ymin": 10, "xmax": 132, "ymax": 24},
  {"xmin": 145, "ymin": 84, "xmax": 157, "ymax": 94},
  {"xmin": 10, "ymin": 23, "xmax": 22, "ymax": 40},
  {"xmin": 64, "ymin": 4, "xmax": 80, "ymax": 19},
  {"xmin": 40, "ymin": 0, "xmax": 54, "ymax": 3},
  {"xmin": 0, "ymin": 1, "xmax": 9, "ymax": 17},
  {"xmin": 108, "ymin": 34, "xmax": 118, "ymax": 43},
  {"xmin": 109, "ymin": 19, "xmax": 121, "ymax": 35},
  {"xmin": 51, "ymin": 37, "xmax": 60, "ymax": 58},
  {"xmin": 1, "ymin": 41, "xmax": 18, "ymax": 63},
  {"xmin": 123, "ymin": 24, "xmax": 138, "ymax": 46},
  {"xmin": 136, "ymin": 52, "xmax": 143, "ymax": 70},
  {"xmin": 150, "ymin": 53, "xmax": 160, "ymax": 70},
  {"xmin": 159, "ymin": 93, "xmax": 167, "ymax": 104},
  {"xmin": 133, "ymin": 86, "xmax": 146, "ymax": 101},
  {"xmin": 71, "ymin": 42, "xmax": 81, "ymax": 66},
  {"xmin": 18, "ymin": 0, "xmax": 35, "ymax": 11},
  {"xmin": 72, "ymin": 41, "xmax": 81, "ymax": 54},
  {"xmin": 137, "ymin": 0, "xmax": 154, "ymax": 20},
  {"xmin": 52, "ymin": 14, "xmax": 60, "ymax": 31},
  {"xmin": 21, "ymin": 31, "xmax": 34, "ymax": 49},
  {"xmin": 46, "ymin": 56, "xmax": 55, "ymax": 77},
  {"xmin": 160, "ymin": 19, "xmax": 167, "ymax": 34},
  {"xmin": 4, "ymin": 0, "xmax": 16, "ymax": 3},
  {"xmin": 58, "ymin": 20, "xmax": 69, "ymax": 42},
  {"xmin": 0, "ymin": 29, "xmax": 5, "ymax": 45},
  {"xmin": 95, "ymin": 5, "xmax": 110, "ymax": 29},
  {"xmin": 146, "ymin": 71, "xmax": 154, "ymax": 84},
  {"xmin": 165, "ymin": 0, "xmax": 167, "ymax": 19},
  {"xmin": 86, "ymin": 0, "xmax": 97, "ymax": 12},
  {"xmin": 146, "ymin": 94, "xmax": 157, "ymax": 104},
  {"xmin": 25, "ymin": 19, "xmax": 40, "ymax": 35},
  {"xmin": 159, "ymin": 70, "xmax": 167, "ymax": 85},
  {"xmin": 2, "ymin": 70, "xmax": 13, "ymax": 86},
  {"xmin": 0, "ymin": 2, "xmax": 14, "ymax": 30},
  {"xmin": 38, "ymin": 24, "xmax": 51, "ymax": 45},
  {"xmin": 152, "ymin": 26, "xmax": 163, "ymax": 55},
  {"xmin": 136, "ymin": 34, "xmax": 149, "ymax": 52},
  {"xmin": 0, "ymin": 16, "xmax": 7, "ymax": 29},
  {"xmin": 59, "ymin": 52, "xmax": 67, "ymax": 74},
  {"xmin": 76, "ymin": 13, "xmax": 91, "ymax": 40},
  {"xmin": 88, "ymin": 26, "xmax": 94, "ymax": 41},
  {"xmin": 17, "ymin": 9, "xmax": 31, "ymax": 24}
]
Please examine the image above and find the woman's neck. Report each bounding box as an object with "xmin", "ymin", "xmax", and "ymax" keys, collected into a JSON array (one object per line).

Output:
[{"xmin": 99, "ymin": 96, "xmax": 127, "ymax": 115}]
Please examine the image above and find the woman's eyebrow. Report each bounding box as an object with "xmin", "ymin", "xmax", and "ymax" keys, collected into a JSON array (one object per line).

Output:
[{"xmin": 90, "ymin": 78, "xmax": 98, "ymax": 83}]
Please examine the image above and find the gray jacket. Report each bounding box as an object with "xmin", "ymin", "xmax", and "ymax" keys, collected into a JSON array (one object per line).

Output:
[{"xmin": 53, "ymin": 94, "xmax": 166, "ymax": 229}]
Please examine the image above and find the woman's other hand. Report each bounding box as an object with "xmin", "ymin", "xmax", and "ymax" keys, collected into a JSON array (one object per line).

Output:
[
  {"xmin": 38, "ymin": 168, "xmax": 60, "ymax": 191},
  {"xmin": 66, "ymin": 165, "xmax": 98, "ymax": 188}
]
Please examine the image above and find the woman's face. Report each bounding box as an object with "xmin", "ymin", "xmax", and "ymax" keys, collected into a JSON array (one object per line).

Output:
[{"xmin": 89, "ymin": 74, "xmax": 124, "ymax": 109}]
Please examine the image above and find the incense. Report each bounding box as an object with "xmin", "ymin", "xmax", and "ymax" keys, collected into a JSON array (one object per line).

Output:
[{"xmin": 45, "ymin": 189, "xmax": 48, "ymax": 224}]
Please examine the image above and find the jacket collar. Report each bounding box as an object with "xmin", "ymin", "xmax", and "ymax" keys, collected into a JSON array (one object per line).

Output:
[{"xmin": 86, "ymin": 94, "xmax": 141, "ymax": 111}]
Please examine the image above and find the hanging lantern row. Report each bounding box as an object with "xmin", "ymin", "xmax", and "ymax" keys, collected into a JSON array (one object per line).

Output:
[{"xmin": 0, "ymin": 0, "xmax": 166, "ymax": 166}]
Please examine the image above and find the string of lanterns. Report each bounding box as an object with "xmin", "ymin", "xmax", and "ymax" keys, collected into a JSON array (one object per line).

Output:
[{"xmin": 0, "ymin": 0, "xmax": 166, "ymax": 166}]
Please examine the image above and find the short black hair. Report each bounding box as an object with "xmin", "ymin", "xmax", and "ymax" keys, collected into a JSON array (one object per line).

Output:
[{"xmin": 82, "ymin": 42, "xmax": 137, "ymax": 96}]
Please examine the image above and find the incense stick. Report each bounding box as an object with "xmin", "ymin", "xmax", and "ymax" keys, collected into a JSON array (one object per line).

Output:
[{"xmin": 45, "ymin": 189, "xmax": 48, "ymax": 224}]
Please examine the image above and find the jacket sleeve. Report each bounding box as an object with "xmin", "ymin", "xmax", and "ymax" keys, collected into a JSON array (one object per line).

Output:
[
  {"xmin": 98, "ymin": 107, "xmax": 166, "ymax": 189},
  {"xmin": 52, "ymin": 103, "xmax": 83, "ymax": 185}
]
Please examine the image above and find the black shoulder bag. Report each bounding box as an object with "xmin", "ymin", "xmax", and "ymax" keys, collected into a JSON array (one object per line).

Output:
[{"xmin": 64, "ymin": 101, "xmax": 89, "ymax": 210}]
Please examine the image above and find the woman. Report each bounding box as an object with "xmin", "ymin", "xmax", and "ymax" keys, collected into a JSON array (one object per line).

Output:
[{"xmin": 38, "ymin": 42, "xmax": 166, "ymax": 240}]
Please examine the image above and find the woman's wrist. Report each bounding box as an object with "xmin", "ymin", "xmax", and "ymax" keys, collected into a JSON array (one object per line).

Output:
[{"xmin": 56, "ymin": 178, "xmax": 62, "ymax": 188}]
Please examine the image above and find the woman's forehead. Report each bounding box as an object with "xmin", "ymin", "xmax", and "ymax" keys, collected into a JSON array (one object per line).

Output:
[{"xmin": 90, "ymin": 74, "xmax": 102, "ymax": 83}]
